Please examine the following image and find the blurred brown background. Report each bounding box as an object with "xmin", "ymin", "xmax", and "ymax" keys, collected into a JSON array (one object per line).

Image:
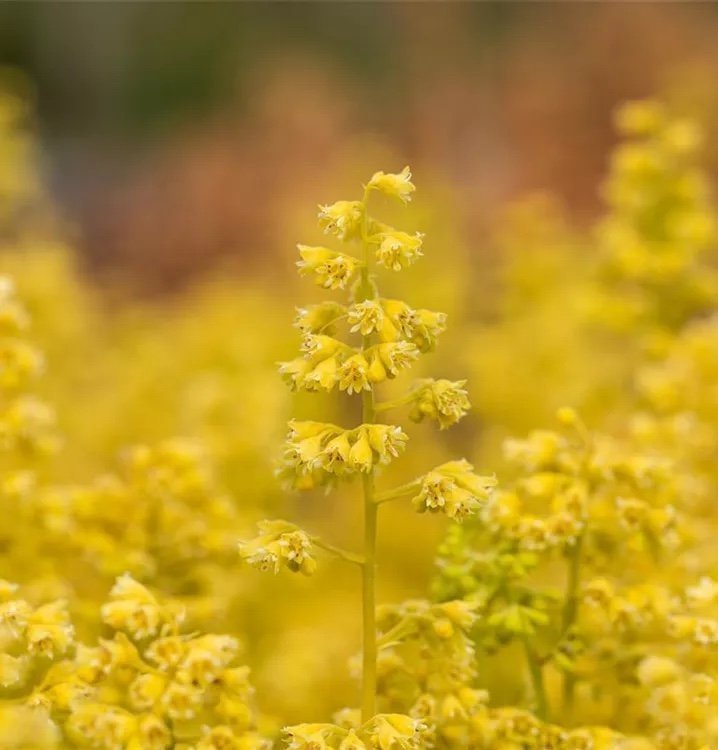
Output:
[{"xmin": 3, "ymin": 2, "xmax": 718, "ymax": 294}]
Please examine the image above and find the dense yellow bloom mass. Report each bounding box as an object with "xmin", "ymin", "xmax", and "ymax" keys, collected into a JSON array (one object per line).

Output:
[{"xmin": 1, "ymin": 84, "xmax": 718, "ymax": 749}]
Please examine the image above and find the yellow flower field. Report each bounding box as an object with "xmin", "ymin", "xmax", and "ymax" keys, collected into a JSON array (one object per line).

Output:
[{"xmin": 1, "ymin": 78, "xmax": 718, "ymax": 749}]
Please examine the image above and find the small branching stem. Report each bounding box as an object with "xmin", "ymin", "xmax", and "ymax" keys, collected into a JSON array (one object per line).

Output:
[
  {"xmin": 376, "ymin": 617, "xmax": 418, "ymax": 649},
  {"xmin": 313, "ymin": 538, "xmax": 365, "ymax": 567},
  {"xmin": 374, "ymin": 479, "xmax": 422, "ymax": 505}
]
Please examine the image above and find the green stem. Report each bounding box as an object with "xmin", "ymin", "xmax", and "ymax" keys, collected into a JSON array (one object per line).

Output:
[{"xmin": 524, "ymin": 638, "xmax": 549, "ymax": 722}]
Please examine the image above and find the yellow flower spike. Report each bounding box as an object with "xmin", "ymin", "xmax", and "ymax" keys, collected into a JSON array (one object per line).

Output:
[
  {"xmin": 367, "ymin": 166, "xmax": 416, "ymax": 204},
  {"xmin": 275, "ymin": 167, "xmax": 496, "ymax": 726}
]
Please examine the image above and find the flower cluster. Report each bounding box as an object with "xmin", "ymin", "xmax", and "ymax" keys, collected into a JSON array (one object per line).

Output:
[
  {"xmin": 596, "ymin": 100, "xmax": 718, "ymax": 332},
  {"xmin": 406, "ymin": 380, "xmax": 471, "ymax": 430},
  {"xmin": 280, "ymin": 297, "xmax": 447, "ymax": 396},
  {"xmin": 284, "ymin": 713, "xmax": 429, "ymax": 750},
  {"xmin": 1, "ymin": 577, "xmax": 271, "ymax": 750},
  {"xmin": 434, "ymin": 409, "xmax": 689, "ymax": 732},
  {"xmin": 0, "ymin": 276, "xmax": 57, "ymax": 455},
  {"xmin": 239, "ymin": 520, "xmax": 317, "ymax": 576},
  {"xmin": 0, "ymin": 581, "xmax": 74, "ymax": 692},
  {"xmin": 278, "ymin": 420, "xmax": 409, "ymax": 490},
  {"xmin": 411, "ymin": 460, "xmax": 497, "ymax": 520},
  {"xmin": 24, "ymin": 439, "xmax": 245, "ymax": 627}
]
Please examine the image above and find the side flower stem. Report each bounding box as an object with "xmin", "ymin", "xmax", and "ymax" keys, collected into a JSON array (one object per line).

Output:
[
  {"xmin": 312, "ymin": 538, "xmax": 365, "ymax": 567},
  {"xmin": 374, "ymin": 479, "xmax": 422, "ymax": 505},
  {"xmin": 374, "ymin": 394, "xmax": 414, "ymax": 414}
]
